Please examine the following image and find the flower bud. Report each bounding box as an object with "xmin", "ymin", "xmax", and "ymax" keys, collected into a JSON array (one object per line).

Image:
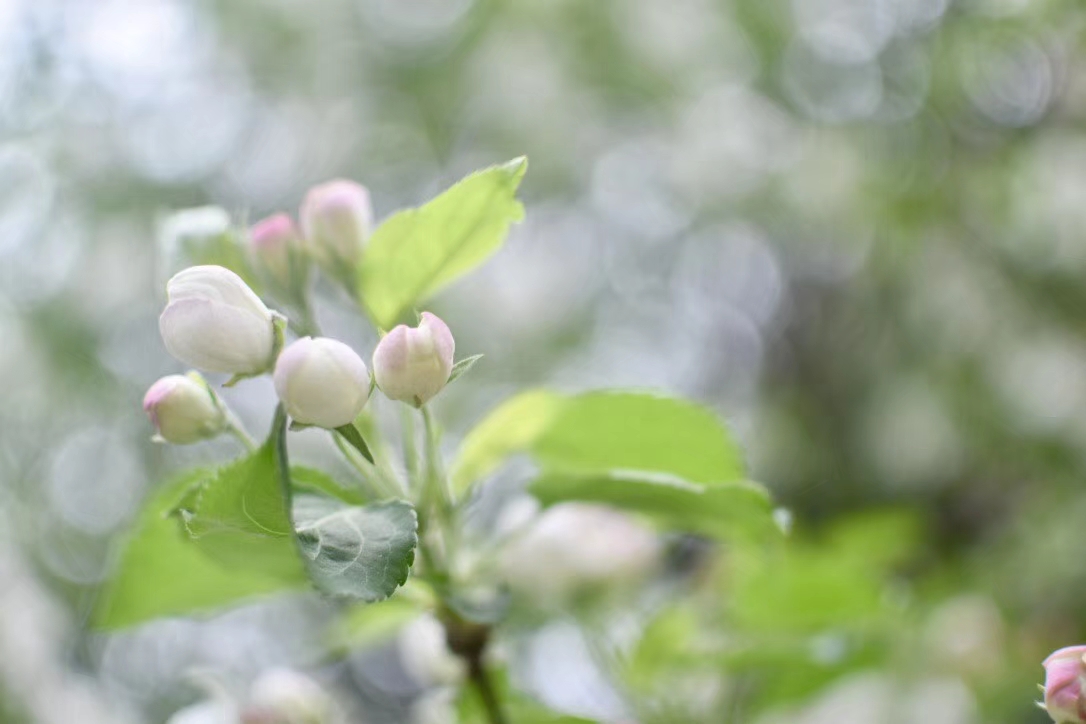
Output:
[
  {"xmin": 300, "ymin": 179, "xmax": 372, "ymax": 272},
  {"xmin": 159, "ymin": 265, "xmax": 280, "ymax": 376},
  {"xmin": 498, "ymin": 503, "xmax": 662, "ymax": 605},
  {"xmin": 143, "ymin": 372, "xmax": 228, "ymax": 444},
  {"xmin": 243, "ymin": 669, "xmax": 332, "ymax": 724},
  {"xmin": 274, "ymin": 337, "xmax": 370, "ymax": 428},
  {"xmin": 1043, "ymin": 646, "xmax": 1086, "ymax": 723},
  {"xmin": 372, "ymin": 312, "xmax": 454, "ymax": 407},
  {"xmin": 250, "ymin": 213, "xmax": 306, "ymax": 290}
]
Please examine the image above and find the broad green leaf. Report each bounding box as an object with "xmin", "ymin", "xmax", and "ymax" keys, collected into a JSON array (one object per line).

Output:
[
  {"xmin": 359, "ymin": 157, "xmax": 528, "ymax": 328},
  {"xmin": 530, "ymin": 471, "xmax": 775, "ymax": 541},
  {"xmin": 96, "ymin": 471, "xmax": 303, "ymax": 629},
  {"xmin": 293, "ymin": 495, "xmax": 418, "ymax": 601},
  {"xmin": 452, "ymin": 390, "xmax": 746, "ymax": 495},
  {"xmin": 533, "ymin": 391, "xmax": 746, "ymax": 484},
  {"xmin": 452, "ymin": 389, "xmax": 566, "ymax": 494},
  {"xmin": 176, "ymin": 418, "xmax": 305, "ymax": 581}
]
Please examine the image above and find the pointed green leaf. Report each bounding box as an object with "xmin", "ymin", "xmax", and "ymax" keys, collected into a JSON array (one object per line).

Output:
[
  {"xmin": 530, "ymin": 471, "xmax": 776, "ymax": 541},
  {"xmin": 293, "ymin": 495, "xmax": 418, "ymax": 602},
  {"xmin": 452, "ymin": 390, "xmax": 746, "ymax": 495},
  {"xmin": 451, "ymin": 389, "xmax": 566, "ymax": 494},
  {"xmin": 176, "ymin": 416, "xmax": 305, "ymax": 581},
  {"xmin": 95, "ymin": 471, "xmax": 303, "ymax": 629},
  {"xmin": 447, "ymin": 354, "xmax": 484, "ymax": 385},
  {"xmin": 360, "ymin": 157, "xmax": 528, "ymax": 328}
]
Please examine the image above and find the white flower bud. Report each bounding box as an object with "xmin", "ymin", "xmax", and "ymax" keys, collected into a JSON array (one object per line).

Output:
[
  {"xmin": 250, "ymin": 213, "xmax": 306, "ymax": 290},
  {"xmin": 372, "ymin": 312, "xmax": 454, "ymax": 407},
  {"xmin": 273, "ymin": 337, "xmax": 370, "ymax": 428},
  {"xmin": 300, "ymin": 179, "xmax": 372, "ymax": 271},
  {"xmin": 397, "ymin": 615, "xmax": 466, "ymax": 688},
  {"xmin": 498, "ymin": 503, "xmax": 662, "ymax": 604},
  {"xmin": 142, "ymin": 372, "xmax": 228, "ymax": 444},
  {"xmin": 159, "ymin": 265, "xmax": 279, "ymax": 376},
  {"xmin": 244, "ymin": 669, "xmax": 332, "ymax": 724}
]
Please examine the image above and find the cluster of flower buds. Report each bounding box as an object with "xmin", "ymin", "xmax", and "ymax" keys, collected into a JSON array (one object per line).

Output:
[
  {"xmin": 1043, "ymin": 646, "xmax": 1086, "ymax": 723},
  {"xmin": 249, "ymin": 178, "xmax": 372, "ymax": 294},
  {"xmin": 145, "ymin": 259, "xmax": 458, "ymax": 443}
]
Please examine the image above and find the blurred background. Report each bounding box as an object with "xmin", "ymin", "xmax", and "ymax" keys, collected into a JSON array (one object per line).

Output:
[{"xmin": 0, "ymin": 0, "xmax": 1082, "ymax": 721}]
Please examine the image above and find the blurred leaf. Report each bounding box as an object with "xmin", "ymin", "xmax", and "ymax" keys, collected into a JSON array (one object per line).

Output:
[
  {"xmin": 448, "ymin": 354, "xmax": 485, "ymax": 384},
  {"xmin": 95, "ymin": 471, "xmax": 303, "ymax": 629},
  {"xmin": 453, "ymin": 390, "xmax": 747, "ymax": 495},
  {"xmin": 333, "ymin": 596, "xmax": 422, "ymax": 650},
  {"xmin": 290, "ymin": 466, "xmax": 365, "ymax": 505},
  {"xmin": 293, "ymin": 495, "xmax": 418, "ymax": 601},
  {"xmin": 530, "ymin": 471, "xmax": 775, "ymax": 540},
  {"xmin": 359, "ymin": 157, "xmax": 527, "ymax": 328},
  {"xmin": 533, "ymin": 391, "xmax": 746, "ymax": 483},
  {"xmin": 175, "ymin": 427, "xmax": 305, "ymax": 582},
  {"xmin": 452, "ymin": 389, "xmax": 566, "ymax": 493}
]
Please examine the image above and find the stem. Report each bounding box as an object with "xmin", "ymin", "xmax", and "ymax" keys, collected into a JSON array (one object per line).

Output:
[
  {"xmin": 224, "ymin": 409, "xmax": 257, "ymax": 452},
  {"xmin": 443, "ymin": 613, "xmax": 508, "ymax": 724},
  {"xmin": 468, "ymin": 657, "xmax": 508, "ymax": 724},
  {"xmin": 420, "ymin": 406, "xmax": 451, "ymax": 513},
  {"xmin": 331, "ymin": 434, "xmax": 384, "ymax": 500},
  {"xmin": 334, "ymin": 423, "xmax": 374, "ymax": 463}
]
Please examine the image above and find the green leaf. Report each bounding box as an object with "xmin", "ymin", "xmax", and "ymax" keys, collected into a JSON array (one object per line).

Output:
[
  {"xmin": 452, "ymin": 390, "xmax": 566, "ymax": 494},
  {"xmin": 533, "ymin": 391, "xmax": 746, "ymax": 484},
  {"xmin": 291, "ymin": 466, "xmax": 365, "ymax": 506},
  {"xmin": 176, "ymin": 416, "xmax": 306, "ymax": 581},
  {"xmin": 332, "ymin": 596, "xmax": 422, "ymax": 651},
  {"xmin": 530, "ymin": 471, "xmax": 776, "ymax": 541},
  {"xmin": 293, "ymin": 495, "xmax": 418, "ymax": 601},
  {"xmin": 452, "ymin": 390, "xmax": 746, "ymax": 495},
  {"xmin": 448, "ymin": 354, "xmax": 484, "ymax": 385},
  {"xmin": 360, "ymin": 157, "xmax": 528, "ymax": 328},
  {"xmin": 96, "ymin": 471, "xmax": 303, "ymax": 629}
]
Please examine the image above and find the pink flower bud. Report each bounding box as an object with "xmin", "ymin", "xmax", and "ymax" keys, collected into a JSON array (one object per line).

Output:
[
  {"xmin": 300, "ymin": 179, "xmax": 373, "ymax": 271},
  {"xmin": 372, "ymin": 312, "xmax": 454, "ymax": 407},
  {"xmin": 143, "ymin": 372, "xmax": 227, "ymax": 444},
  {"xmin": 250, "ymin": 213, "xmax": 304, "ymax": 288},
  {"xmin": 273, "ymin": 337, "xmax": 370, "ymax": 428},
  {"xmin": 1043, "ymin": 646, "xmax": 1086, "ymax": 723}
]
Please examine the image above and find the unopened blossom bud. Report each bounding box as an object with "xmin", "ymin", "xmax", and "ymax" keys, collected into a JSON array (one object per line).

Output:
[
  {"xmin": 159, "ymin": 265, "xmax": 280, "ymax": 376},
  {"xmin": 250, "ymin": 213, "xmax": 305, "ymax": 289},
  {"xmin": 372, "ymin": 312, "xmax": 454, "ymax": 407},
  {"xmin": 498, "ymin": 503, "xmax": 662, "ymax": 605},
  {"xmin": 143, "ymin": 372, "xmax": 228, "ymax": 444},
  {"xmin": 1043, "ymin": 646, "xmax": 1086, "ymax": 723},
  {"xmin": 300, "ymin": 179, "xmax": 372, "ymax": 272},
  {"xmin": 274, "ymin": 337, "xmax": 370, "ymax": 428},
  {"xmin": 243, "ymin": 669, "xmax": 332, "ymax": 724}
]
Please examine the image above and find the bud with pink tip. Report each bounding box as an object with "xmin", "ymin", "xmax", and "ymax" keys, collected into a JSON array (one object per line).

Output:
[
  {"xmin": 159, "ymin": 265, "xmax": 281, "ymax": 376},
  {"xmin": 300, "ymin": 180, "xmax": 373, "ymax": 273},
  {"xmin": 1043, "ymin": 646, "xmax": 1086, "ymax": 723},
  {"xmin": 274, "ymin": 337, "xmax": 370, "ymax": 428},
  {"xmin": 250, "ymin": 213, "xmax": 306, "ymax": 290},
  {"xmin": 143, "ymin": 372, "xmax": 228, "ymax": 444},
  {"xmin": 372, "ymin": 312, "xmax": 454, "ymax": 407}
]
